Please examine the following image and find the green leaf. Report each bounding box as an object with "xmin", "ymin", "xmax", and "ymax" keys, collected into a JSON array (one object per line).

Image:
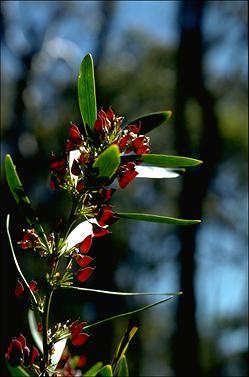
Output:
[
  {"xmin": 92, "ymin": 144, "xmax": 120, "ymax": 178},
  {"xmin": 78, "ymin": 53, "xmax": 97, "ymax": 130},
  {"xmin": 5, "ymin": 154, "xmax": 32, "ymax": 215},
  {"xmin": 6, "ymin": 215, "xmax": 38, "ymax": 306},
  {"xmin": 60, "ymin": 285, "xmax": 182, "ymax": 297},
  {"xmin": 127, "ymin": 111, "xmax": 172, "ymax": 134},
  {"xmin": 84, "ymin": 296, "xmax": 175, "ymax": 331},
  {"xmin": 116, "ymin": 212, "xmax": 201, "ymax": 226},
  {"xmin": 28, "ymin": 310, "xmax": 43, "ymax": 352},
  {"xmin": 117, "ymin": 355, "xmax": 129, "ymax": 377},
  {"xmin": 97, "ymin": 365, "xmax": 113, "ymax": 377},
  {"xmin": 112, "ymin": 320, "xmax": 138, "ymax": 374},
  {"xmin": 5, "ymin": 155, "xmax": 49, "ymax": 250},
  {"xmin": 83, "ymin": 362, "xmax": 104, "ymax": 377},
  {"xmin": 6, "ymin": 361, "xmax": 30, "ymax": 377},
  {"xmin": 123, "ymin": 153, "xmax": 202, "ymax": 168}
]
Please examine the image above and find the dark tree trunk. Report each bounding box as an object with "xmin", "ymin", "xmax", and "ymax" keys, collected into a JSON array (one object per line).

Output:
[{"xmin": 172, "ymin": 1, "xmax": 222, "ymax": 376}]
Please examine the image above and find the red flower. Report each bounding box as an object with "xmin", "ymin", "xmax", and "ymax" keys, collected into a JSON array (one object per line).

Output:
[
  {"xmin": 6, "ymin": 334, "xmax": 40, "ymax": 368},
  {"xmin": 15, "ymin": 280, "xmax": 24, "ymax": 298},
  {"xmin": 69, "ymin": 320, "xmax": 89, "ymax": 347},
  {"xmin": 118, "ymin": 162, "xmax": 138, "ymax": 188},
  {"xmin": 79, "ymin": 234, "xmax": 93, "ymax": 254},
  {"xmin": 29, "ymin": 280, "xmax": 38, "ymax": 292},
  {"xmin": 76, "ymin": 267, "xmax": 95, "ymax": 283},
  {"xmin": 6, "ymin": 338, "xmax": 23, "ymax": 367},
  {"xmin": 69, "ymin": 123, "xmax": 82, "ymax": 145},
  {"xmin": 97, "ymin": 205, "xmax": 116, "ymax": 226},
  {"xmin": 20, "ymin": 229, "xmax": 39, "ymax": 250},
  {"xmin": 75, "ymin": 255, "xmax": 94, "ymax": 268}
]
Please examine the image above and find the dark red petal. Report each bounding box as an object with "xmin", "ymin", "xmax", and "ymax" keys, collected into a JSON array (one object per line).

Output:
[
  {"xmin": 69, "ymin": 124, "xmax": 82, "ymax": 144},
  {"xmin": 71, "ymin": 333, "xmax": 89, "ymax": 347},
  {"xmin": 23, "ymin": 346, "xmax": 30, "ymax": 366},
  {"xmin": 100, "ymin": 188, "xmax": 115, "ymax": 200},
  {"xmin": 17, "ymin": 334, "xmax": 26, "ymax": 348},
  {"xmin": 6, "ymin": 339, "xmax": 23, "ymax": 367},
  {"xmin": 76, "ymin": 255, "xmax": 94, "ymax": 268},
  {"xmin": 76, "ymin": 180, "xmax": 85, "ymax": 193},
  {"xmin": 71, "ymin": 159, "xmax": 81, "ymax": 176},
  {"xmin": 79, "ymin": 235, "xmax": 93, "ymax": 254},
  {"xmin": 50, "ymin": 177, "xmax": 56, "ymax": 190},
  {"xmin": 77, "ymin": 355, "xmax": 87, "ymax": 368},
  {"xmin": 37, "ymin": 323, "xmax": 43, "ymax": 333},
  {"xmin": 136, "ymin": 145, "xmax": 150, "ymax": 155},
  {"xmin": 98, "ymin": 205, "xmax": 115, "ymax": 226},
  {"xmin": 15, "ymin": 280, "xmax": 24, "ymax": 298},
  {"xmin": 118, "ymin": 134, "xmax": 130, "ymax": 150},
  {"xmin": 106, "ymin": 107, "xmax": 114, "ymax": 121},
  {"xmin": 30, "ymin": 346, "xmax": 40, "ymax": 364},
  {"xmin": 29, "ymin": 280, "xmax": 38, "ymax": 292},
  {"xmin": 69, "ymin": 320, "xmax": 80, "ymax": 332},
  {"xmin": 128, "ymin": 123, "xmax": 141, "ymax": 134},
  {"xmin": 70, "ymin": 322, "xmax": 87, "ymax": 337},
  {"xmin": 76, "ymin": 267, "xmax": 95, "ymax": 283},
  {"xmin": 119, "ymin": 170, "xmax": 138, "ymax": 189},
  {"xmin": 94, "ymin": 114, "xmax": 105, "ymax": 133},
  {"xmin": 93, "ymin": 227, "xmax": 110, "ymax": 238},
  {"xmin": 50, "ymin": 159, "xmax": 66, "ymax": 172},
  {"xmin": 132, "ymin": 136, "xmax": 145, "ymax": 148}
]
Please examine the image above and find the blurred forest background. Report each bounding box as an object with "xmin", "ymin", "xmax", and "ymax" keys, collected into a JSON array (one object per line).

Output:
[{"xmin": 1, "ymin": 1, "xmax": 248, "ymax": 376}]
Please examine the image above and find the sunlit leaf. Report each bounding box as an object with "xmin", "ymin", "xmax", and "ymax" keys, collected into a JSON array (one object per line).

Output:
[
  {"xmin": 62, "ymin": 220, "xmax": 93, "ymax": 253},
  {"xmin": 84, "ymin": 296, "xmax": 175, "ymax": 331},
  {"xmin": 5, "ymin": 154, "xmax": 49, "ymax": 250},
  {"xmin": 135, "ymin": 165, "xmax": 182, "ymax": 178},
  {"xmin": 112, "ymin": 319, "xmax": 138, "ymax": 374},
  {"xmin": 97, "ymin": 365, "xmax": 113, "ymax": 377},
  {"xmin": 78, "ymin": 53, "xmax": 97, "ymax": 130},
  {"xmin": 6, "ymin": 215, "xmax": 38, "ymax": 306},
  {"xmin": 123, "ymin": 153, "xmax": 202, "ymax": 168},
  {"xmin": 50, "ymin": 338, "xmax": 68, "ymax": 373},
  {"xmin": 92, "ymin": 144, "xmax": 120, "ymax": 178},
  {"xmin": 116, "ymin": 212, "xmax": 201, "ymax": 225},
  {"xmin": 117, "ymin": 355, "xmax": 129, "ymax": 377},
  {"xmin": 127, "ymin": 111, "xmax": 172, "ymax": 134},
  {"xmin": 28, "ymin": 310, "xmax": 43, "ymax": 353},
  {"xmin": 6, "ymin": 361, "xmax": 30, "ymax": 377},
  {"xmin": 60, "ymin": 285, "xmax": 182, "ymax": 297},
  {"xmin": 82, "ymin": 361, "xmax": 103, "ymax": 377}
]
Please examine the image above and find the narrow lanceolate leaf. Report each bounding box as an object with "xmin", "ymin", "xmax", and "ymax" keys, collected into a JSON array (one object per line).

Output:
[
  {"xmin": 127, "ymin": 111, "xmax": 172, "ymax": 134},
  {"xmin": 50, "ymin": 338, "xmax": 68, "ymax": 373},
  {"xmin": 116, "ymin": 212, "xmax": 201, "ymax": 225},
  {"xmin": 60, "ymin": 285, "xmax": 182, "ymax": 297},
  {"xmin": 83, "ymin": 362, "xmax": 103, "ymax": 377},
  {"xmin": 92, "ymin": 144, "xmax": 120, "ymax": 178},
  {"xmin": 117, "ymin": 355, "xmax": 129, "ymax": 377},
  {"xmin": 123, "ymin": 154, "xmax": 202, "ymax": 168},
  {"xmin": 84, "ymin": 296, "xmax": 175, "ymax": 331},
  {"xmin": 6, "ymin": 215, "xmax": 38, "ymax": 306},
  {"xmin": 5, "ymin": 154, "xmax": 49, "ymax": 250},
  {"xmin": 112, "ymin": 319, "xmax": 138, "ymax": 374},
  {"xmin": 97, "ymin": 365, "xmax": 113, "ymax": 377},
  {"xmin": 78, "ymin": 53, "xmax": 97, "ymax": 129},
  {"xmin": 6, "ymin": 361, "xmax": 30, "ymax": 377},
  {"xmin": 28, "ymin": 310, "xmax": 43, "ymax": 352},
  {"xmin": 135, "ymin": 165, "xmax": 182, "ymax": 179}
]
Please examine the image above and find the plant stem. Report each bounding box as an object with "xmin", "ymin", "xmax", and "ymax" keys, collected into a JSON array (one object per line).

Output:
[{"xmin": 41, "ymin": 288, "xmax": 53, "ymax": 377}]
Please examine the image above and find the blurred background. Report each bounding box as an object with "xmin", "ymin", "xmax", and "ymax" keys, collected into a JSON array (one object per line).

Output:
[{"xmin": 1, "ymin": 1, "xmax": 248, "ymax": 376}]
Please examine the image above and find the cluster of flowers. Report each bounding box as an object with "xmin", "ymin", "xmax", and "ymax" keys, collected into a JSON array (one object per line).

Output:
[
  {"xmin": 50, "ymin": 108, "xmax": 150, "ymax": 192},
  {"xmin": 6, "ymin": 108, "xmax": 150, "ymax": 374},
  {"xmin": 6, "ymin": 334, "xmax": 40, "ymax": 369}
]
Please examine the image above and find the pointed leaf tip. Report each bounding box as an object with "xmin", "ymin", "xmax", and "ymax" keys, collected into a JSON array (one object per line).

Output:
[
  {"xmin": 128, "ymin": 110, "xmax": 172, "ymax": 134},
  {"xmin": 78, "ymin": 53, "xmax": 97, "ymax": 130}
]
